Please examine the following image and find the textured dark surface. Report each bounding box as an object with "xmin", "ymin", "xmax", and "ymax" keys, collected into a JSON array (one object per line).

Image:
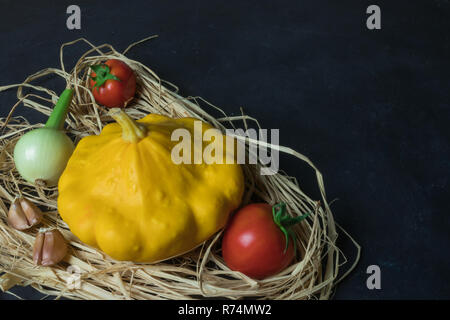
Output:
[{"xmin": 0, "ymin": 0, "xmax": 449, "ymax": 299}]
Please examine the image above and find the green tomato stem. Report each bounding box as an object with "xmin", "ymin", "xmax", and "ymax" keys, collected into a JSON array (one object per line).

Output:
[
  {"xmin": 90, "ymin": 64, "xmax": 120, "ymax": 90},
  {"xmin": 44, "ymin": 89, "xmax": 74, "ymax": 130},
  {"xmin": 272, "ymin": 203, "xmax": 310, "ymax": 254}
]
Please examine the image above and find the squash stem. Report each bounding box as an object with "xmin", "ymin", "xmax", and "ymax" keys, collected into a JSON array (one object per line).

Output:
[
  {"xmin": 45, "ymin": 89, "xmax": 74, "ymax": 130},
  {"xmin": 109, "ymin": 108, "xmax": 147, "ymax": 143}
]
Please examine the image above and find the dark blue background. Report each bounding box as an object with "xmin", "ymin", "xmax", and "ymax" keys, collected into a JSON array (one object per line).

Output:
[{"xmin": 0, "ymin": 0, "xmax": 449, "ymax": 299}]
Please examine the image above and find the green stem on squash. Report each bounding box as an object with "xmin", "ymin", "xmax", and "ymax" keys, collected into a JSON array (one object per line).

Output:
[
  {"xmin": 272, "ymin": 202, "xmax": 310, "ymax": 254},
  {"xmin": 44, "ymin": 89, "xmax": 74, "ymax": 130},
  {"xmin": 109, "ymin": 108, "xmax": 147, "ymax": 143}
]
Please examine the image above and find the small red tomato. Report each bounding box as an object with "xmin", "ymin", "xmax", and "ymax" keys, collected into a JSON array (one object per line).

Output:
[
  {"xmin": 222, "ymin": 203, "xmax": 309, "ymax": 279},
  {"xmin": 89, "ymin": 59, "xmax": 136, "ymax": 108}
]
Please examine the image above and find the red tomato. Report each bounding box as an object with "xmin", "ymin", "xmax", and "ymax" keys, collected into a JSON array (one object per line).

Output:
[
  {"xmin": 222, "ymin": 203, "xmax": 306, "ymax": 279},
  {"xmin": 89, "ymin": 59, "xmax": 136, "ymax": 108}
]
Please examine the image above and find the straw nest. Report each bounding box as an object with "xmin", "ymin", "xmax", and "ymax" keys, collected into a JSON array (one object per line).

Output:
[{"xmin": 0, "ymin": 37, "xmax": 360, "ymax": 300}]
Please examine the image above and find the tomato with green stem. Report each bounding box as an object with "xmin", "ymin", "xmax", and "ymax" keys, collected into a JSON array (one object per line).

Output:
[
  {"xmin": 89, "ymin": 59, "xmax": 136, "ymax": 108},
  {"xmin": 221, "ymin": 203, "xmax": 309, "ymax": 279}
]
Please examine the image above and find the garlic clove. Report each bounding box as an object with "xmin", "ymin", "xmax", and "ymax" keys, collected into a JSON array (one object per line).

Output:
[
  {"xmin": 41, "ymin": 230, "xmax": 68, "ymax": 266},
  {"xmin": 7, "ymin": 198, "xmax": 31, "ymax": 230},
  {"xmin": 33, "ymin": 232, "xmax": 45, "ymax": 265},
  {"xmin": 19, "ymin": 197, "xmax": 43, "ymax": 227},
  {"xmin": 33, "ymin": 229, "xmax": 68, "ymax": 267},
  {"xmin": 7, "ymin": 197, "xmax": 43, "ymax": 230}
]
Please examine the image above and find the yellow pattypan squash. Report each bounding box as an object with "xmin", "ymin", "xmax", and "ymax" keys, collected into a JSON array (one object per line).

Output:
[{"xmin": 57, "ymin": 109, "xmax": 244, "ymax": 262}]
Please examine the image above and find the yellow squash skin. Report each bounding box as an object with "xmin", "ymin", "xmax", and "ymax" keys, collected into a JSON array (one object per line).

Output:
[{"xmin": 57, "ymin": 110, "xmax": 244, "ymax": 262}]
